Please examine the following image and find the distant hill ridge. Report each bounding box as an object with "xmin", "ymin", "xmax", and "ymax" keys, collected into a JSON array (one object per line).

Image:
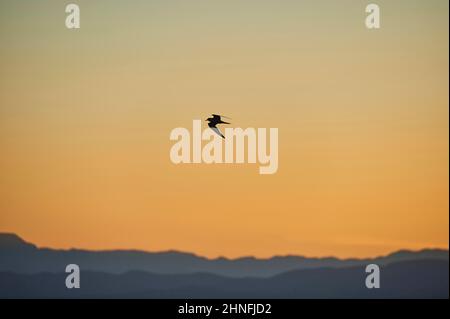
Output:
[
  {"xmin": 0, "ymin": 259, "xmax": 448, "ymax": 298},
  {"xmin": 0, "ymin": 233, "xmax": 448, "ymax": 277},
  {"xmin": 0, "ymin": 233, "xmax": 37, "ymax": 250}
]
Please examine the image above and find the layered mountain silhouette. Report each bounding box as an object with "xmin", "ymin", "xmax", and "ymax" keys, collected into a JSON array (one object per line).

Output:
[
  {"xmin": 0, "ymin": 233, "xmax": 448, "ymax": 298},
  {"xmin": 1, "ymin": 233, "xmax": 447, "ymax": 277}
]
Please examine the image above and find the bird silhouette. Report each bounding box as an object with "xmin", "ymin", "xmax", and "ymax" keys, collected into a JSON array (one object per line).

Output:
[{"xmin": 206, "ymin": 114, "xmax": 231, "ymax": 139}]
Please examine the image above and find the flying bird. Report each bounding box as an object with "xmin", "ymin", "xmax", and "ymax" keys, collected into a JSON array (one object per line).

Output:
[{"xmin": 206, "ymin": 114, "xmax": 231, "ymax": 139}]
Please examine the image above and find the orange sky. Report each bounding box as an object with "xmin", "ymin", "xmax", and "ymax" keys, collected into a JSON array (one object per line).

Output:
[{"xmin": 0, "ymin": 0, "xmax": 448, "ymax": 258}]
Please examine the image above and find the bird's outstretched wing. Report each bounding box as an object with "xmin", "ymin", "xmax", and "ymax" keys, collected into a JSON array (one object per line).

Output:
[
  {"xmin": 212, "ymin": 114, "xmax": 231, "ymax": 120},
  {"xmin": 210, "ymin": 126, "xmax": 225, "ymax": 139}
]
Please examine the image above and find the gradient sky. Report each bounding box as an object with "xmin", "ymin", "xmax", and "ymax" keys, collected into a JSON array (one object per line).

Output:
[{"xmin": 0, "ymin": 0, "xmax": 448, "ymax": 258}]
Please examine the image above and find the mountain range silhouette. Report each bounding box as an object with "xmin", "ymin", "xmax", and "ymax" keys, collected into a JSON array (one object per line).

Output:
[{"xmin": 0, "ymin": 233, "xmax": 448, "ymax": 298}]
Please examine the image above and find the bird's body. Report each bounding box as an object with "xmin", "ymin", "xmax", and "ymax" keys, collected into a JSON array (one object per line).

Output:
[{"xmin": 206, "ymin": 114, "xmax": 230, "ymax": 139}]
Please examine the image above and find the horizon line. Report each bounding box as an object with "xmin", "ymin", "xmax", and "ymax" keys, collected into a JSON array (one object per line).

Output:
[{"xmin": 1, "ymin": 232, "xmax": 448, "ymax": 262}]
